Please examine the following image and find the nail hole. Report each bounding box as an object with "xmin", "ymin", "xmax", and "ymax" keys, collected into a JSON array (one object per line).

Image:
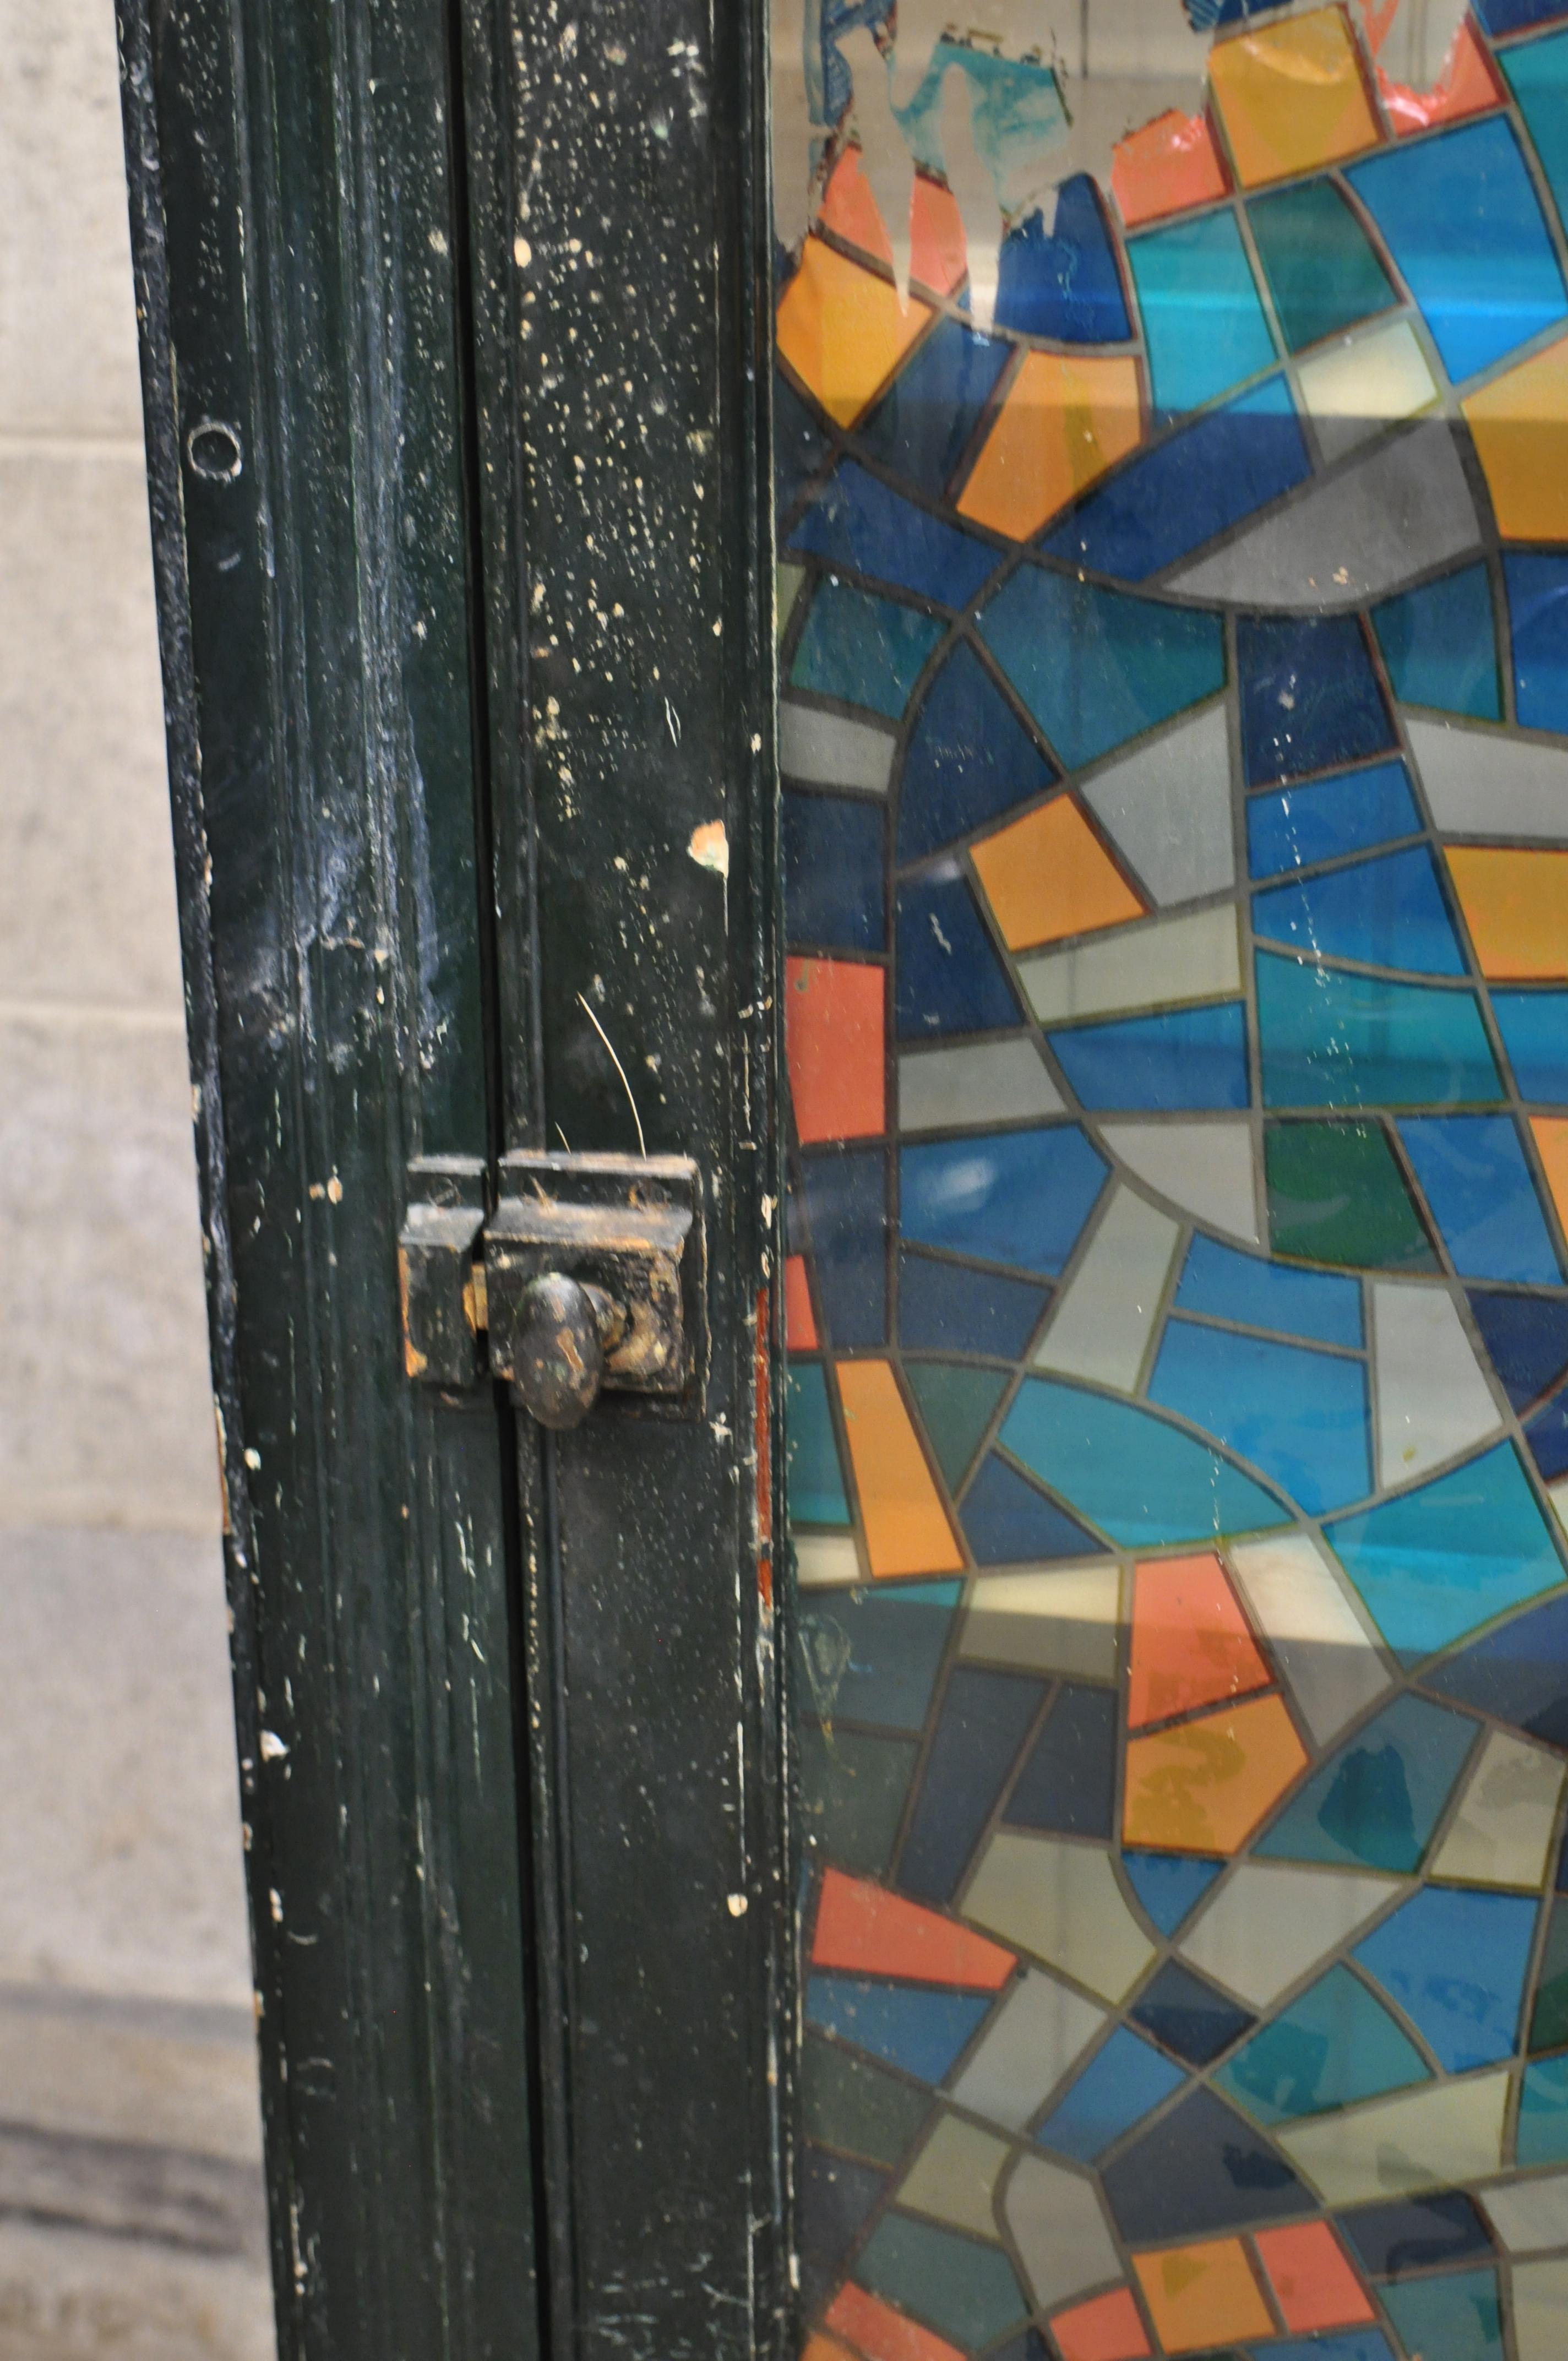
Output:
[{"xmin": 187, "ymin": 419, "xmax": 244, "ymax": 483}]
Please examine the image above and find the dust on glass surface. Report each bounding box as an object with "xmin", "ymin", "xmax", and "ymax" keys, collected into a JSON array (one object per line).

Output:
[{"xmin": 774, "ymin": 3, "xmax": 1568, "ymax": 2357}]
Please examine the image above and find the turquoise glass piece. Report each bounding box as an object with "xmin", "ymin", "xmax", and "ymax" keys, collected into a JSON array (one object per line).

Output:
[
  {"xmin": 1218, "ymin": 1963, "xmax": 1429, "ymax": 2124},
  {"xmin": 1036, "ymin": 2028, "xmax": 1185, "ymax": 2160},
  {"xmin": 791, "ymin": 581, "xmax": 945, "ymax": 718},
  {"xmin": 803, "ymin": 1976, "xmax": 992, "ymax": 2081},
  {"xmin": 787, "ymin": 1363, "xmax": 851, "ymax": 1526},
  {"xmin": 1127, "ymin": 209, "xmax": 1277, "ymax": 415},
  {"xmin": 1247, "ymin": 760, "xmax": 1422, "ymax": 880},
  {"xmin": 1253, "ymin": 847, "xmax": 1466, "ymax": 978},
  {"xmin": 1047, "ymin": 1002, "xmax": 1249, "ymax": 1112},
  {"xmin": 797, "ymin": 1583, "xmax": 962, "ymax": 1733},
  {"xmin": 856, "ymin": 2212, "xmax": 1026, "ymax": 2347},
  {"xmin": 1257, "ymin": 1693, "xmax": 1479, "ymax": 1873},
  {"xmin": 1149, "ymin": 1320, "xmax": 1371, "ymax": 1514},
  {"xmin": 1174, "ymin": 1234, "xmax": 1363, "ymax": 1348},
  {"xmin": 1373, "ymin": 563, "xmax": 1501, "ymax": 722},
  {"xmin": 1347, "ymin": 119, "xmax": 1568, "ymax": 383},
  {"xmin": 1325, "ymin": 1441, "xmax": 1567, "ymax": 1662},
  {"xmin": 1504, "ymin": 29, "xmax": 1568, "ymax": 230},
  {"xmin": 1505, "ymin": 551, "xmax": 1568, "ymax": 733},
  {"xmin": 1397, "ymin": 1115, "xmax": 1562, "ymax": 1285},
  {"xmin": 1495, "ymin": 991, "xmax": 1568, "ymax": 1104},
  {"xmin": 1354, "ymin": 1886, "xmax": 1538, "ymax": 2072},
  {"xmin": 1000, "ymin": 1377, "xmax": 1291, "ymax": 1546},
  {"xmin": 1382, "ymin": 2267, "xmax": 1503, "ymax": 2361},
  {"xmin": 977, "ymin": 567, "xmax": 1226, "ymax": 771},
  {"xmin": 1257, "ymin": 954, "xmax": 1504, "ymax": 1109},
  {"xmin": 1519, "ymin": 2052, "xmax": 1568, "ymax": 2164},
  {"xmin": 1270, "ymin": 2338, "xmax": 1394, "ymax": 2361},
  {"xmin": 1121, "ymin": 1852, "xmax": 1222, "ymax": 1936},
  {"xmin": 899, "ymin": 1128, "xmax": 1108, "ymax": 1274}
]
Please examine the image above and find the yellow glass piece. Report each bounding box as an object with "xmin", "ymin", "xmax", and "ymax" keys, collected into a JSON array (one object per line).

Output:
[
  {"xmin": 1208, "ymin": 7, "xmax": 1382, "ymax": 189},
  {"xmin": 1463, "ymin": 339, "xmax": 1568, "ymax": 543},
  {"xmin": 957, "ymin": 352, "xmax": 1142, "ymax": 541},
  {"xmin": 972, "ymin": 796, "xmax": 1145, "ymax": 953},
  {"xmin": 1445, "ymin": 846, "xmax": 1568, "ymax": 980},
  {"xmin": 897, "ymin": 2114, "xmax": 1010, "ymax": 2240},
  {"xmin": 962, "ymin": 1829, "xmax": 1156, "ymax": 2001},
  {"xmin": 1134, "ymin": 2239, "xmax": 1274, "ymax": 2355},
  {"xmin": 1123, "ymin": 1693, "xmax": 1308, "ymax": 1856},
  {"xmin": 835, "ymin": 1358, "xmax": 965, "ymax": 1578},
  {"xmin": 775, "ymin": 237, "xmax": 932, "ymax": 429},
  {"xmin": 1277, "ymin": 2070, "xmax": 1509, "ymax": 2205}
]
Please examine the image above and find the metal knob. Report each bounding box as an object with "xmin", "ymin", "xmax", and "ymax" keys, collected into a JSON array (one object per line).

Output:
[{"xmin": 511, "ymin": 1273, "xmax": 624, "ymax": 1430}]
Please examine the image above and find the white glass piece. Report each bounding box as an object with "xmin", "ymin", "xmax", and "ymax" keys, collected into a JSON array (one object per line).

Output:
[
  {"xmin": 1406, "ymin": 715, "xmax": 1568, "ymax": 842},
  {"xmin": 1297, "ymin": 319, "xmax": 1440, "ymax": 465},
  {"xmin": 1483, "ymin": 2170, "xmax": 1568, "ymax": 2255},
  {"xmin": 1077, "ymin": 702, "xmax": 1235, "ymax": 907},
  {"xmin": 1229, "ymin": 1532, "xmax": 1392, "ymax": 1747},
  {"xmin": 793, "ymin": 1532, "xmax": 863, "ymax": 1590},
  {"xmin": 1277, "ymin": 2069, "xmax": 1510, "ymax": 2206},
  {"xmin": 1003, "ymin": 2150, "xmax": 1123, "ymax": 2310},
  {"xmin": 949, "ymin": 1968, "xmax": 1108, "ymax": 2132},
  {"xmin": 1371, "ymin": 1281, "xmax": 1502, "ymax": 1490},
  {"xmin": 1033, "ymin": 1186, "xmax": 1180, "ymax": 1392},
  {"xmin": 1178, "ymin": 1862, "xmax": 1402, "ymax": 2008},
  {"xmin": 897, "ymin": 2113, "xmax": 1010, "ymax": 2238},
  {"xmin": 959, "ymin": 1563, "xmax": 1123, "ymax": 1683},
  {"xmin": 1516, "ymin": 2257, "xmax": 1568, "ymax": 2361},
  {"xmin": 962, "ymin": 1831, "xmax": 1155, "ymax": 2001},
  {"xmin": 1429, "ymin": 1729, "xmax": 1567, "ymax": 1890},
  {"xmin": 899, "ymin": 1037, "xmax": 1063, "ymax": 1135},
  {"xmin": 1101, "ymin": 1118, "xmax": 1261, "ymax": 1246},
  {"xmin": 779, "ymin": 700, "xmax": 896, "ymax": 794},
  {"xmin": 1021, "ymin": 905, "xmax": 1242, "ymax": 1027}
]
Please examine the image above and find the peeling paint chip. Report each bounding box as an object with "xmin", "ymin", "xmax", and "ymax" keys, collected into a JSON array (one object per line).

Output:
[
  {"xmin": 726, "ymin": 1892, "xmax": 748, "ymax": 1917},
  {"xmin": 688, "ymin": 820, "xmax": 729, "ymax": 880},
  {"xmin": 259, "ymin": 1730, "xmax": 290, "ymax": 1762}
]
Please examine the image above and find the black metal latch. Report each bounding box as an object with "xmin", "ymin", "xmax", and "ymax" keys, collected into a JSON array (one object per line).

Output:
[{"xmin": 398, "ymin": 1151, "xmax": 704, "ymax": 1429}]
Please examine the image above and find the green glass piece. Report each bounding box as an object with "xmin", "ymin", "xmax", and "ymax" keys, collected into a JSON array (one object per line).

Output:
[
  {"xmin": 1266, "ymin": 1120, "xmax": 1436, "ymax": 1271},
  {"xmin": 1382, "ymin": 2266, "xmax": 1502, "ymax": 2361},
  {"xmin": 1219, "ymin": 1963, "xmax": 1429, "ymax": 2124},
  {"xmin": 1531, "ymin": 1900, "xmax": 1568, "ymax": 2057},
  {"xmin": 856, "ymin": 2211, "xmax": 1026, "ymax": 2346},
  {"xmin": 1373, "ymin": 563, "xmax": 1500, "ymax": 723},
  {"xmin": 777, "ymin": 562, "xmax": 806, "ymax": 644},
  {"xmin": 905, "ymin": 1364, "xmax": 1009, "ymax": 1493},
  {"xmin": 798, "ymin": 1724, "xmax": 918, "ymax": 1878},
  {"xmin": 1249, "ymin": 177, "xmax": 1396, "ymax": 354},
  {"xmin": 802, "ymin": 2032, "xmax": 933, "ymax": 2169},
  {"xmin": 1520, "ymin": 2052, "xmax": 1568, "ymax": 2166},
  {"xmin": 791, "ymin": 581, "xmax": 945, "ymax": 720},
  {"xmin": 787, "ymin": 1363, "xmax": 851, "ymax": 1526}
]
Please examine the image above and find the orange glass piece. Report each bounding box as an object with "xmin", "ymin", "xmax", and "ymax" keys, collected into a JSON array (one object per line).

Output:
[
  {"xmin": 811, "ymin": 1867, "xmax": 1015, "ymax": 1990},
  {"xmin": 911, "ymin": 172, "xmax": 968, "ymax": 297},
  {"xmin": 1129, "ymin": 1555, "xmax": 1272, "ymax": 1730},
  {"xmin": 1134, "ymin": 2240, "xmax": 1274, "ymax": 2354},
  {"xmin": 1112, "ymin": 109, "xmax": 1228, "ymax": 227},
  {"xmin": 776, "ymin": 238, "xmax": 933, "ymax": 429},
  {"xmin": 1370, "ymin": 13, "xmax": 1501, "ymax": 134},
  {"xmin": 1123, "ymin": 1693, "xmax": 1307, "ymax": 1856},
  {"xmin": 1049, "ymin": 2286, "xmax": 1152, "ymax": 2361},
  {"xmin": 1463, "ymin": 340, "xmax": 1568, "ymax": 543},
  {"xmin": 1445, "ymin": 847, "xmax": 1568, "ymax": 980},
  {"xmin": 785, "ymin": 1255, "xmax": 819, "ymax": 1350},
  {"xmin": 1532, "ymin": 1120, "xmax": 1568, "ymax": 1238},
  {"xmin": 1254, "ymin": 2221, "xmax": 1376, "ymax": 2333},
  {"xmin": 958, "ymin": 353, "xmax": 1142, "ymax": 541},
  {"xmin": 1208, "ymin": 7, "xmax": 1382, "ymax": 188},
  {"xmin": 825, "ymin": 2288, "xmax": 965, "ymax": 2361},
  {"xmin": 836, "ymin": 1359, "xmax": 966, "ymax": 1578},
  {"xmin": 786, "ymin": 957, "xmax": 886, "ymax": 1144},
  {"xmin": 819, "ymin": 146, "xmax": 895, "ymax": 266},
  {"xmin": 971, "ymin": 795, "xmax": 1145, "ymax": 953}
]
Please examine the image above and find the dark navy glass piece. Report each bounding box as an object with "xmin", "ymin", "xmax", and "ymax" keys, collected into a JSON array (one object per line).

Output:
[
  {"xmin": 993, "ymin": 177, "xmax": 1131, "ymax": 344},
  {"xmin": 897, "ymin": 641, "xmax": 1057, "ymax": 862},
  {"xmin": 899, "ymin": 1667, "xmax": 1044, "ymax": 1903},
  {"xmin": 1505, "ymin": 552, "xmax": 1568, "ymax": 735},
  {"xmin": 1239, "ymin": 613, "xmax": 1395, "ymax": 786},
  {"xmin": 858, "ymin": 317, "xmax": 1011, "ymax": 499},
  {"xmin": 800, "ymin": 1145, "xmax": 888, "ymax": 1348},
  {"xmin": 797, "ymin": 1582, "xmax": 962, "ymax": 1733},
  {"xmin": 777, "ymin": 368, "xmax": 834, "ymax": 518},
  {"xmin": 1129, "ymin": 1961, "xmax": 1256, "ymax": 2068},
  {"xmin": 783, "ymin": 791, "xmax": 887, "ymax": 953},
  {"xmin": 960, "ymin": 1454, "xmax": 1102, "ymax": 1565},
  {"xmin": 1525, "ymin": 1386, "xmax": 1568, "ymax": 1482},
  {"xmin": 1374, "ymin": 562, "xmax": 1500, "ymax": 722},
  {"xmin": 799, "ymin": 2146, "xmax": 888, "ymax": 2311},
  {"xmin": 1423, "ymin": 1590, "xmax": 1568, "ymax": 1750},
  {"xmin": 1476, "ymin": 0, "xmax": 1568, "ymax": 30},
  {"xmin": 898, "ymin": 1252, "xmax": 1049, "ymax": 1357},
  {"xmin": 1101, "ymin": 2083, "xmax": 1308, "ymax": 2243},
  {"xmin": 1186, "ymin": 0, "xmax": 1294, "ymax": 21},
  {"xmin": 1467, "ymin": 1290, "xmax": 1568, "ymax": 1413},
  {"xmin": 896, "ymin": 872, "xmax": 1023, "ymax": 1038},
  {"xmin": 1006, "ymin": 1683, "xmax": 1118, "ymax": 1839},
  {"xmin": 1337, "ymin": 2191, "xmax": 1495, "ymax": 2281},
  {"xmin": 789, "ymin": 458, "xmax": 1001, "ymax": 609}
]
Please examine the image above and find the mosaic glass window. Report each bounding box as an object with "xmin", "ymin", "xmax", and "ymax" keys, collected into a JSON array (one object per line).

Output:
[{"xmin": 774, "ymin": 4, "xmax": 1568, "ymax": 2358}]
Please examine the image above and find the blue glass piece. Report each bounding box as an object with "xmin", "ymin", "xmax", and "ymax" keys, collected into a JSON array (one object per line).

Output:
[
  {"xmin": 1102, "ymin": 2083, "xmax": 1308, "ymax": 2242},
  {"xmin": 789, "ymin": 460, "xmax": 1001, "ymax": 610},
  {"xmin": 1247, "ymin": 760, "xmax": 1422, "ymax": 880},
  {"xmin": 1354, "ymin": 1887, "xmax": 1537, "ymax": 2072},
  {"xmin": 1130, "ymin": 1961, "xmax": 1254, "ymax": 2067},
  {"xmin": 1239, "ymin": 613, "xmax": 1395, "ymax": 785},
  {"xmin": 1520, "ymin": 2051, "xmax": 1568, "ymax": 2164},
  {"xmin": 1504, "ymin": 30, "xmax": 1568, "ymax": 247},
  {"xmin": 1048, "ymin": 1001, "xmax": 1250, "ymax": 1112},
  {"xmin": 1505, "ymin": 551, "xmax": 1568, "ymax": 734},
  {"xmin": 784, "ymin": 792, "xmax": 885, "ymax": 953},
  {"xmin": 898, "ymin": 1253, "xmax": 1048, "ymax": 1356},
  {"xmin": 798, "ymin": 1581, "xmax": 962, "ymax": 1732},
  {"xmin": 994, "ymin": 176, "xmax": 1130, "ymax": 344},
  {"xmin": 1423, "ymin": 1588, "xmax": 1568, "ymax": 1749},
  {"xmin": 978, "ymin": 567, "xmax": 1226, "ymax": 771},
  {"xmin": 1259, "ymin": 1693, "xmax": 1478, "ymax": 1872},
  {"xmin": 896, "ymin": 641, "xmax": 1056, "ymax": 862},
  {"xmin": 1526, "ymin": 1385, "xmax": 1568, "ymax": 1481},
  {"xmin": 776, "ymin": 369, "xmax": 832, "ymax": 516},
  {"xmin": 1327, "ymin": 1441, "xmax": 1566, "ymax": 1662},
  {"xmin": 788, "ymin": 1363, "xmax": 851, "ymax": 1526},
  {"xmin": 1128, "ymin": 209, "xmax": 1277, "ymax": 416},
  {"xmin": 1042, "ymin": 376, "xmax": 1309, "ymax": 582},
  {"xmin": 1001, "ymin": 1377, "xmax": 1290, "ymax": 1546},
  {"xmin": 900, "ymin": 1666, "xmax": 1043, "ymax": 1903},
  {"xmin": 1186, "ymin": 0, "xmax": 1294, "ymax": 21},
  {"xmin": 817, "ymin": 0, "xmax": 892, "ymax": 122},
  {"xmin": 895, "ymin": 872, "xmax": 1021, "ymax": 1039},
  {"xmin": 1219, "ymin": 1965, "xmax": 1428, "ymax": 2124},
  {"xmin": 1468, "ymin": 1288, "xmax": 1568, "ymax": 1411},
  {"xmin": 1121, "ymin": 1852, "xmax": 1221, "ymax": 1936},
  {"xmin": 1373, "ymin": 562, "xmax": 1500, "ymax": 722},
  {"xmin": 1485, "ymin": 0, "xmax": 1568, "ymax": 30},
  {"xmin": 1267, "ymin": 2338, "xmax": 1395, "ymax": 2361},
  {"xmin": 1382, "ymin": 2269, "xmax": 1502, "ymax": 2361},
  {"xmin": 1398, "ymin": 1115, "xmax": 1562, "ymax": 1283},
  {"xmin": 1339, "ymin": 2191, "xmax": 1495, "ymax": 2281},
  {"xmin": 1348, "ymin": 119, "xmax": 1568, "ymax": 383},
  {"xmin": 858, "ymin": 317, "xmax": 1011, "ymax": 499},
  {"xmin": 1036, "ymin": 2028, "xmax": 1186, "ymax": 2161},
  {"xmin": 1006, "ymin": 1684, "xmax": 1118, "ymax": 1837},
  {"xmin": 791, "ymin": 581, "xmax": 945, "ymax": 719},
  {"xmin": 1149, "ymin": 1320, "xmax": 1371, "ymax": 1514},
  {"xmin": 900, "ymin": 1128, "xmax": 1108, "ymax": 1275},
  {"xmin": 1257, "ymin": 955, "xmax": 1504, "ymax": 1110},
  {"xmin": 804, "ymin": 1973, "xmax": 990, "ymax": 2081},
  {"xmin": 801, "ymin": 1146, "xmax": 888, "ymax": 1348},
  {"xmin": 1255, "ymin": 847, "xmax": 1466, "ymax": 978},
  {"xmin": 1495, "ymin": 991, "xmax": 1568, "ymax": 1102},
  {"xmin": 1175, "ymin": 1233, "xmax": 1364, "ymax": 1347},
  {"xmin": 959, "ymin": 1454, "xmax": 1102, "ymax": 1565}
]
